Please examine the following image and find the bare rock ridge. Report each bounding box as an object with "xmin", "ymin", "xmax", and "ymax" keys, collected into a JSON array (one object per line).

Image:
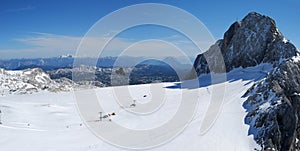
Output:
[
  {"xmin": 193, "ymin": 12, "xmax": 298, "ymax": 75},
  {"xmin": 243, "ymin": 56, "xmax": 300, "ymax": 151}
]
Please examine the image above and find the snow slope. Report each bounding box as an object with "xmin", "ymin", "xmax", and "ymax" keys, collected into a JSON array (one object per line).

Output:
[{"xmin": 0, "ymin": 64, "xmax": 272, "ymax": 151}]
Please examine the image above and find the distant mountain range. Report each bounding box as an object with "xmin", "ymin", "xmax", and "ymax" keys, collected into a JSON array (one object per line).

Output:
[
  {"xmin": 0, "ymin": 56, "xmax": 193, "ymax": 71},
  {"xmin": 47, "ymin": 59, "xmax": 188, "ymax": 87},
  {"xmin": 0, "ymin": 56, "xmax": 193, "ymax": 86},
  {"xmin": 0, "ymin": 56, "xmax": 125, "ymax": 70}
]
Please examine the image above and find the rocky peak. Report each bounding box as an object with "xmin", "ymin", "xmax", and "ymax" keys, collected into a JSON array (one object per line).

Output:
[
  {"xmin": 221, "ymin": 21, "xmax": 241, "ymax": 51},
  {"xmin": 241, "ymin": 12, "xmax": 279, "ymax": 36},
  {"xmin": 192, "ymin": 12, "xmax": 298, "ymax": 76}
]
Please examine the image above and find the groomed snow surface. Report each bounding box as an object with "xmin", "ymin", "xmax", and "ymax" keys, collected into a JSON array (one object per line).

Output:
[{"xmin": 0, "ymin": 64, "xmax": 272, "ymax": 151}]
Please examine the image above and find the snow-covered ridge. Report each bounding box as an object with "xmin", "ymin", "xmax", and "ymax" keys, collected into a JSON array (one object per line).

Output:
[{"xmin": 0, "ymin": 68, "xmax": 74, "ymax": 95}]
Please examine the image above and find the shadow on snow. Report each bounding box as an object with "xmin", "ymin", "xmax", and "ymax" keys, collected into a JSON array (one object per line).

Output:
[{"xmin": 165, "ymin": 64, "xmax": 272, "ymax": 90}]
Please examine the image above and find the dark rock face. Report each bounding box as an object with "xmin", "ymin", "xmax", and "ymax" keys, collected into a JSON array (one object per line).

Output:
[
  {"xmin": 193, "ymin": 12, "xmax": 297, "ymax": 76},
  {"xmin": 243, "ymin": 57, "xmax": 300, "ymax": 151}
]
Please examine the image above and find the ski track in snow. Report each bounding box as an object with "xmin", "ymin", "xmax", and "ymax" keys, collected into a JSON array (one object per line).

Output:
[{"xmin": 0, "ymin": 64, "xmax": 272, "ymax": 151}]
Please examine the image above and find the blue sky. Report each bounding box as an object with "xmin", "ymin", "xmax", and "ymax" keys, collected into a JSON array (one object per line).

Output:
[{"xmin": 0, "ymin": 0, "xmax": 299, "ymax": 59}]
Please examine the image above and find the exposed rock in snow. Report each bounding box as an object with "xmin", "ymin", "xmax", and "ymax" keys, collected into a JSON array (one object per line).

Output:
[
  {"xmin": 243, "ymin": 56, "xmax": 300, "ymax": 151},
  {"xmin": 192, "ymin": 12, "xmax": 298, "ymax": 76},
  {"xmin": 0, "ymin": 68, "xmax": 75, "ymax": 95}
]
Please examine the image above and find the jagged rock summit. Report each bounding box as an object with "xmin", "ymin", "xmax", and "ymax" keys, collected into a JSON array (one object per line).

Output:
[{"xmin": 193, "ymin": 12, "xmax": 298, "ymax": 75}]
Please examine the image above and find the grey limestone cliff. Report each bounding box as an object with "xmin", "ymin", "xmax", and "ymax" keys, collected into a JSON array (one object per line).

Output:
[{"xmin": 193, "ymin": 12, "xmax": 297, "ymax": 75}]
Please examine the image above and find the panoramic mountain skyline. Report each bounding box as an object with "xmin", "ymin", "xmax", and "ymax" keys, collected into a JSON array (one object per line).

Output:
[
  {"xmin": 1, "ymin": 8, "xmax": 300, "ymax": 151},
  {"xmin": 0, "ymin": 0, "xmax": 299, "ymax": 59}
]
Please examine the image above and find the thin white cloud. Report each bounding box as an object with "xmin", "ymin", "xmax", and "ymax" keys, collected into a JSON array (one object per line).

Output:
[
  {"xmin": 1, "ymin": 32, "xmax": 205, "ymax": 59},
  {"xmin": 16, "ymin": 34, "xmax": 80, "ymax": 49},
  {"xmin": 4, "ymin": 5, "xmax": 35, "ymax": 12}
]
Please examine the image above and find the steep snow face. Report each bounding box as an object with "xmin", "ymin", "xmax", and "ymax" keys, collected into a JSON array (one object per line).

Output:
[
  {"xmin": 243, "ymin": 56, "xmax": 300, "ymax": 151},
  {"xmin": 193, "ymin": 12, "xmax": 298, "ymax": 76},
  {"xmin": 0, "ymin": 68, "xmax": 74, "ymax": 95},
  {"xmin": 0, "ymin": 65, "xmax": 272, "ymax": 151}
]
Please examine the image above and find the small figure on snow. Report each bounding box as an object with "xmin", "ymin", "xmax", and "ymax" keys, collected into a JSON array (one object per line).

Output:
[
  {"xmin": 99, "ymin": 112, "xmax": 116, "ymax": 122},
  {"xmin": 130, "ymin": 100, "xmax": 136, "ymax": 108},
  {"xmin": 102, "ymin": 112, "xmax": 115, "ymax": 119}
]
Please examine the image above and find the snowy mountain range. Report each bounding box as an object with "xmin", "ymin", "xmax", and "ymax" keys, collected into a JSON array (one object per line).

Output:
[
  {"xmin": 0, "ymin": 56, "xmax": 190, "ymax": 86},
  {"xmin": 0, "ymin": 56, "xmax": 191, "ymax": 70},
  {"xmin": 0, "ymin": 68, "xmax": 75, "ymax": 95},
  {"xmin": 0, "ymin": 12, "xmax": 299, "ymax": 151}
]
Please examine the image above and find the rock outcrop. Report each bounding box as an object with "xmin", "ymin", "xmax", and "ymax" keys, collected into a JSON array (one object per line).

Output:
[
  {"xmin": 192, "ymin": 12, "xmax": 300, "ymax": 151},
  {"xmin": 243, "ymin": 56, "xmax": 300, "ymax": 151},
  {"xmin": 193, "ymin": 12, "xmax": 297, "ymax": 75}
]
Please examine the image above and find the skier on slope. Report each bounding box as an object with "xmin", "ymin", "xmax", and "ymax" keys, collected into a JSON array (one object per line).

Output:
[{"xmin": 130, "ymin": 100, "xmax": 136, "ymax": 108}]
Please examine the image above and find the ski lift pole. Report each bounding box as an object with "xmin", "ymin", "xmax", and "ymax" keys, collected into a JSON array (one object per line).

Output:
[
  {"xmin": 0, "ymin": 110, "xmax": 2, "ymax": 124},
  {"xmin": 99, "ymin": 112, "xmax": 102, "ymax": 122}
]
